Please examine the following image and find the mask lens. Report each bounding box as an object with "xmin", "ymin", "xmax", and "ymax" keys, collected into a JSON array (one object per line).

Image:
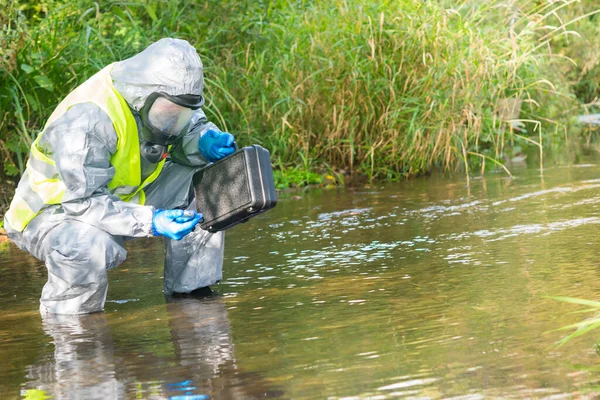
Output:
[{"xmin": 147, "ymin": 96, "xmax": 196, "ymax": 136}]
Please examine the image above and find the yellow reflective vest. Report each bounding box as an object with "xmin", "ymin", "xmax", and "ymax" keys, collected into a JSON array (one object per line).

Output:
[{"xmin": 5, "ymin": 64, "xmax": 165, "ymax": 232}]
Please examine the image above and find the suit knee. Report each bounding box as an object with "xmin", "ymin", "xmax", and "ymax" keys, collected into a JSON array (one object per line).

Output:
[{"xmin": 48, "ymin": 222, "xmax": 127, "ymax": 271}]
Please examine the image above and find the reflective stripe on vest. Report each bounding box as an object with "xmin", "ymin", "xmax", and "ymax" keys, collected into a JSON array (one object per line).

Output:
[{"xmin": 5, "ymin": 64, "xmax": 165, "ymax": 232}]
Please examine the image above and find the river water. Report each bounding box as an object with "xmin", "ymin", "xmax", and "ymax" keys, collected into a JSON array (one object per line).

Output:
[{"xmin": 3, "ymin": 163, "xmax": 600, "ymax": 399}]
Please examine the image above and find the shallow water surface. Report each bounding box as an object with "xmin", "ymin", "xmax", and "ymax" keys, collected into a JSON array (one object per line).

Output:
[{"xmin": 3, "ymin": 164, "xmax": 600, "ymax": 399}]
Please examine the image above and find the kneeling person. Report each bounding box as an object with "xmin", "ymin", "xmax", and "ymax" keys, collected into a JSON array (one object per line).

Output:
[{"xmin": 4, "ymin": 38, "xmax": 236, "ymax": 315}]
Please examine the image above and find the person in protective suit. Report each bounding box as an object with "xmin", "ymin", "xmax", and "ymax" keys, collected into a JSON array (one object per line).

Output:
[{"xmin": 3, "ymin": 38, "xmax": 235, "ymax": 315}]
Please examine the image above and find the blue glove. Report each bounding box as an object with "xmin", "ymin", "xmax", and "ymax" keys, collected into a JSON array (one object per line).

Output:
[
  {"xmin": 152, "ymin": 209, "xmax": 202, "ymax": 240},
  {"xmin": 198, "ymin": 129, "xmax": 236, "ymax": 162}
]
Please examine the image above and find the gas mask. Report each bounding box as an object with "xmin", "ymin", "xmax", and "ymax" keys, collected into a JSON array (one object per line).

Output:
[{"xmin": 139, "ymin": 92, "xmax": 204, "ymax": 163}]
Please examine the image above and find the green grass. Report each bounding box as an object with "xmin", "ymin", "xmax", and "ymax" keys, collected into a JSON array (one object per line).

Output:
[
  {"xmin": 549, "ymin": 296, "xmax": 600, "ymax": 349},
  {"xmin": 0, "ymin": 0, "xmax": 598, "ymax": 189}
]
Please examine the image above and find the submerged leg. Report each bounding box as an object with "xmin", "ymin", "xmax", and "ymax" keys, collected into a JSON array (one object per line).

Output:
[
  {"xmin": 40, "ymin": 221, "xmax": 127, "ymax": 315},
  {"xmin": 164, "ymin": 228, "xmax": 224, "ymax": 295},
  {"xmin": 145, "ymin": 161, "xmax": 225, "ymax": 295}
]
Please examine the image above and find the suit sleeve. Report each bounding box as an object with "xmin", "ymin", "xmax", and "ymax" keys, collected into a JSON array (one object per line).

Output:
[
  {"xmin": 38, "ymin": 102, "xmax": 155, "ymax": 237},
  {"xmin": 169, "ymin": 108, "xmax": 221, "ymax": 167}
]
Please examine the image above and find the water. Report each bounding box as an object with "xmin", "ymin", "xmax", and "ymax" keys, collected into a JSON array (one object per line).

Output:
[{"xmin": 3, "ymin": 163, "xmax": 600, "ymax": 399}]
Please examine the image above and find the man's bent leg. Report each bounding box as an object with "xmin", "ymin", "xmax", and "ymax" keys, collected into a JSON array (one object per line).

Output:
[
  {"xmin": 145, "ymin": 161, "xmax": 225, "ymax": 295},
  {"xmin": 164, "ymin": 228, "xmax": 224, "ymax": 295},
  {"xmin": 40, "ymin": 221, "xmax": 127, "ymax": 315}
]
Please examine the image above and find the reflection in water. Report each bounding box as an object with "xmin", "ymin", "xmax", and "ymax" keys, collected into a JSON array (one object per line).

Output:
[
  {"xmin": 21, "ymin": 297, "xmax": 285, "ymax": 400},
  {"xmin": 164, "ymin": 296, "xmax": 285, "ymax": 399},
  {"xmin": 167, "ymin": 296, "xmax": 235, "ymax": 390},
  {"xmin": 25, "ymin": 313, "xmax": 124, "ymax": 399}
]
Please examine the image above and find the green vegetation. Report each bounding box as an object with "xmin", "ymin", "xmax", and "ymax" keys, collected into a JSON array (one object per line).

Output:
[
  {"xmin": 0, "ymin": 0, "xmax": 599, "ymax": 193},
  {"xmin": 550, "ymin": 296, "xmax": 600, "ymax": 349}
]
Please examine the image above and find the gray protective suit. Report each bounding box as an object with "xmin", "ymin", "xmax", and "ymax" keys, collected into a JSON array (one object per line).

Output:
[{"xmin": 5, "ymin": 38, "xmax": 225, "ymax": 315}]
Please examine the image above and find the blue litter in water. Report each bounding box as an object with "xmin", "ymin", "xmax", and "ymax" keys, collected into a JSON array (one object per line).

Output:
[
  {"xmin": 166, "ymin": 380, "xmax": 192, "ymax": 387},
  {"xmin": 578, "ymin": 114, "xmax": 600, "ymax": 125},
  {"xmin": 166, "ymin": 380, "xmax": 204, "ymax": 398}
]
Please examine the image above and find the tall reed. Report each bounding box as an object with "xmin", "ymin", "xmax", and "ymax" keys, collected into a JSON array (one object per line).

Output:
[
  {"xmin": 198, "ymin": 0, "xmax": 588, "ymax": 180},
  {"xmin": 0, "ymin": 0, "xmax": 595, "ymax": 185}
]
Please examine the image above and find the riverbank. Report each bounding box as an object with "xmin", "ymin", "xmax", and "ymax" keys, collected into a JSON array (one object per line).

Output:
[
  {"xmin": 0, "ymin": 133, "xmax": 599, "ymax": 230},
  {"xmin": 2, "ymin": 0, "xmax": 599, "ymax": 184}
]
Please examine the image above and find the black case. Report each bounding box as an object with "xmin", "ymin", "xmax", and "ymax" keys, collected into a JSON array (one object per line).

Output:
[{"xmin": 193, "ymin": 145, "xmax": 277, "ymax": 232}]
